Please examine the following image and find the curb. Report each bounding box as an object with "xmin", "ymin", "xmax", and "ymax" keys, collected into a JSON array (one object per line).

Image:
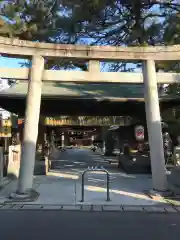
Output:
[{"xmin": 0, "ymin": 204, "xmax": 179, "ymax": 213}]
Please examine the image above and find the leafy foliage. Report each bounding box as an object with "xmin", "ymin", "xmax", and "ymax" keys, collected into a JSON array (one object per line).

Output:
[
  {"xmin": 0, "ymin": 1, "xmax": 179, "ymax": 72},
  {"xmin": 159, "ymin": 7, "xmax": 180, "ymax": 96}
]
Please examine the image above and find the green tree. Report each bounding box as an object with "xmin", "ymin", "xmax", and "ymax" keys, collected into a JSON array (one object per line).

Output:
[
  {"xmin": 0, "ymin": 0, "xmax": 86, "ymax": 69},
  {"xmin": 0, "ymin": 0, "xmax": 179, "ymax": 71},
  {"xmin": 0, "ymin": 1, "xmax": 179, "ymax": 87},
  {"xmin": 63, "ymin": 0, "xmax": 180, "ymax": 71},
  {"xmin": 160, "ymin": 9, "xmax": 180, "ymax": 96}
]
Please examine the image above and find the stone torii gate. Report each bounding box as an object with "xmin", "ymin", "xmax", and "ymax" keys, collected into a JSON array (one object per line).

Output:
[{"xmin": 0, "ymin": 37, "xmax": 180, "ymax": 197}]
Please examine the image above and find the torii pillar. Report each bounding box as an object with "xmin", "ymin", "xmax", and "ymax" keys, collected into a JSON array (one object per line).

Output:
[
  {"xmin": 143, "ymin": 59, "xmax": 167, "ymax": 191},
  {"xmin": 16, "ymin": 55, "xmax": 44, "ymax": 195}
]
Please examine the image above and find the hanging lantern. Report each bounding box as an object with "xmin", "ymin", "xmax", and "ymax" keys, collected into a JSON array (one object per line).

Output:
[{"xmin": 134, "ymin": 125, "xmax": 144, "ymax": 141}]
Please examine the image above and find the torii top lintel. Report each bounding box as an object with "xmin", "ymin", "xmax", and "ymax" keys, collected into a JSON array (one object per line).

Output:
[{"xmin": 0, "ymin": 37, "xmax": 180, "ymax": 61}]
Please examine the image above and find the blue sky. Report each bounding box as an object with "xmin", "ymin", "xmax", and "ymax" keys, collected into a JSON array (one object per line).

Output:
[
  {"xmin": 0, "ymin": 56, "xmax": 25, "ymax": 68},
  {"xmin": 0, "ymin": 56, "xmax": 141, "ymax": 72}
]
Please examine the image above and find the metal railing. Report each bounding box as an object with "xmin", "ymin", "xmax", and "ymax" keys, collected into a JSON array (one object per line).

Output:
[{"xmin": 80, "ymin": 166, "xmax": 110, "ymax": 202}]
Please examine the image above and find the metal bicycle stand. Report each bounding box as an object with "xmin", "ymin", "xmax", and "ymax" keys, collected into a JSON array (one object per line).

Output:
[{"xmin": 80, "ymin": 166, "xmax": 111, "ymax": 202}]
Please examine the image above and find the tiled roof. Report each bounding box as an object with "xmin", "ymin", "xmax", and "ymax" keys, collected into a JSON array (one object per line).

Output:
[
  {"xmin": 0, "ymin": 81, "xmax": 147, "ymax": 99},
  {"xmin": 0, "ymin": 81, "xmax": 175, "ymax": 101}
]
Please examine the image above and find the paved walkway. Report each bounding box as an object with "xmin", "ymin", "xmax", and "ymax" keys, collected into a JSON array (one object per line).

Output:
[{"xmin": 0, "ymin": 148, "xmax": 179, "ymax": 208}]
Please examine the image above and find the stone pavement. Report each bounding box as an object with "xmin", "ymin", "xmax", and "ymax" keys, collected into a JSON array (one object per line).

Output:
[
  {"xmin": 0, "ymin": 173, "xmax": 175, "ymax": 209},
  {"xmin": 0, "ymin": 203, "xmax": 179, "ymax": 213},
  {"xmin": 0, "ymin": 148, "xmax": 180, "ymax": 211},
  {"xmin": 0, "ymin": 171, "xmax": 166, "ymax": 205}
]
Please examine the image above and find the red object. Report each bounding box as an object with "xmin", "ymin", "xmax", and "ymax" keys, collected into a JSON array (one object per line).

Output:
[
  {"xmin": 18, "ymin": 119, "xmax": 24, "ymax": 125},
  {"xmin": 135, "ymin": 125, "xmax": 144, "ymax": 141},
  {"xmin": 136, "ymin": 129, "xmax": 144, "ymax": 137}
]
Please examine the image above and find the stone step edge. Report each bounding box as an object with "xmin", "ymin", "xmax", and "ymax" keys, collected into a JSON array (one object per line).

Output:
[{"xmin": 0, "ymin": 204, "xmax": 179, "ymax": 213}]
